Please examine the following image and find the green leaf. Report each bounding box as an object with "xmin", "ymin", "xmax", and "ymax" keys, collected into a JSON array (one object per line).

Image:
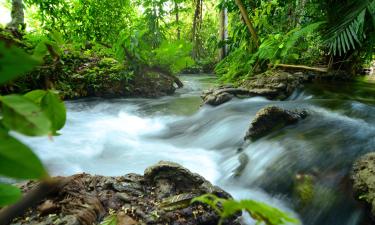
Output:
[
  {"xmin": 0, "ymin": 42, "xmax": 41, "ymax": 84},
  {"xmin": 0, "ymin": 131, "xmax": 47, "ymax": 179},
  {"xmin": 193, "ymin": 194, "xmax": 299, "ymax": 225},
  {"xmin": 24, "ymin": 90, "xmax": 47, "ymax": 104},
  {"xmin": 0, "ymin": 95, "xmax": 51, "ymax": 136},
  {"xmin": 41, "ymin": 91, "xmax": 66, "ymax": 132},
  {"xmin": 0, "ymin": 183, "xmax": 22, "ymax": 206},
  {"xmin": 100, "ymin": 215, "xmax": 117, "ymax": 225}
]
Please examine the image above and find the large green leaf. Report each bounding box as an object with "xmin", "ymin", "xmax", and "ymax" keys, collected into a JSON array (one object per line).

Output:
[
  {"xmin": 24, "ymin": 90, "xmax": 48, "ymax": 104},
  {"xmin": 0, "ymin": 42, "xmax": 41, "ymax": 84},
  {"xmin": 0, "ymin": 131, "xmax": 47, "ymax": 179},
  {"xmin": 0, "ymin": 95, "xmax": 51, "ymax": 136},
  {"xmin": 0, "ymin": 183, "xmax": 22, "ymax": 206},
  {"xmin": 193, "ymin": 194, "xmax": 299, "ymax": 225},
  {"xmin": 41, "ymin": 91, "xmax": 66, "ymax": 132}
]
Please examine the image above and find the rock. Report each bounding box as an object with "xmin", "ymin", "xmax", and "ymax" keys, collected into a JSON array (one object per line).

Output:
[
  {"xmin": 200, "ymin": 70, "xmax": 306, "ymax": 106},
  {"xmin": 241, "ymin": 70, "xmax": 306, "ymax": 100},
  {"xmin": 245, "ymin": 106, "xmax": 308, "ymax": 141},
  {"xmin": 133, "ymin": 71, "xmax": 177, "ymax": 98},
  {"xmin": 201, "ymin": 86, "xmax": 251, "ymax": 106},
  {"xmin": 116, "ymin": 212, "xmax": 138, "ymax": 225},
  {"xmin": 233, "ymin": 153, "xmax": 249, "ymax": 177},
  {"xmin": 37, "ymin": 200, "xmax": 60, "ymax": 216},
  {"xmin": 13, "ymin": 161, "xmax": 240, "ymax": 225},
  {"xmin": 351, "ymin": 152, "xmax": 375, "ymax": 217}
]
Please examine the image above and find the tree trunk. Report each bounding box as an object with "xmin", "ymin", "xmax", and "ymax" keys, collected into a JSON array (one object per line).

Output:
[
  {"xmin": 192, "ymin": 0, "xmax": 203, "ymax": 59},
  {"xmin": 219, "ymin": 8, "xmax": 228, "ymax": 60},
  {"xmin": 234, "ymin": 0, "xmax": 259, "ymax": 47},
  {"xmin": 175, "ymin": 1, "xmax": 180, "ymax": 40},
  {"xmin": 7, "ymin": 0, "xmax": 25, "ymax": 31}
]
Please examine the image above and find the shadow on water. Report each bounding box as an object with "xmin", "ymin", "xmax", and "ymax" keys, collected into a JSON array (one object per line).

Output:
[{"xmin": 18, "ymin": 75, "xmax": 375, "ymax": 225}]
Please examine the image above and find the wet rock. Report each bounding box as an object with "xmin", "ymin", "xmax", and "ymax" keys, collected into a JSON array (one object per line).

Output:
[
  {"xmin": 245, "ymin": 106, "xmax": 308, "ymax": 141},
  {"xmin": 233, "ymin": 153, "xmax": 250, "ymax": 177},
  {"xmin": 201, "ymin": 70, "xmax": 306, "ymax": 106},
  {"xmin": 201, "ymin": 86, "xmax": 251, "ymax": 106},
  {"xmin": 351, "ymin": 152, "xmax": 375, "ymax": 217},
  {"xmin": 241, "ymin": 70, "xmax": 306, "ymax": 100},
  {"xmin": 13, "ymin": 161, "xmax": 240, "ymax": 225}
]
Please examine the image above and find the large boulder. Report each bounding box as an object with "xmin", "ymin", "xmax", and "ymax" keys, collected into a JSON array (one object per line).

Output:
[
  {"xmin": 351, "ymin": 152, "xmax": 375, "ymax": 218},
  {"xmin": 12, "ymin": 161, "xmax": 240, "ymax": 225},
  {"xmin": 132, "ymin": 71, "xmax": 176, "ymax": 98},
  {"xmin": 245, "ymin": 106, "xmax": 308, "ymax": 141},
  {"xmin": 240, "ymin": 70, "xmax": 306, "ymax": 100}
]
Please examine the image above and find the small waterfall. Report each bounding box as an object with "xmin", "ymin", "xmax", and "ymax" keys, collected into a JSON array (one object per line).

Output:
[{"xmin": 17, "ymin": 75, "xmax": 375, "ymax": 225}]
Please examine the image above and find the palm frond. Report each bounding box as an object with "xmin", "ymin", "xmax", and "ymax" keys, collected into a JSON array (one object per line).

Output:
[{"xmin": 325, "ymin": 0, "xmax": 374, "ymax": 56}]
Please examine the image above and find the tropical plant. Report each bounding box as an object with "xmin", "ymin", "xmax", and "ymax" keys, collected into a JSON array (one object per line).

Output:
[
  {"xmin": 0, "ymin": 41, "xmax": 67, "ymax": 206},
  {"xmin": 193, "ymin": 194, "xmax": 299, "ymax": 225},
  {"xmin": 324, "ymin": 0, "xmax": 375, "ymax": 56}
]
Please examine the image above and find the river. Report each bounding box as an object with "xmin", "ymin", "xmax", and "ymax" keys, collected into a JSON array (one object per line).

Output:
[{"xmin": 19, "ymin": 75, "xmax": 375, "ymax": 225}]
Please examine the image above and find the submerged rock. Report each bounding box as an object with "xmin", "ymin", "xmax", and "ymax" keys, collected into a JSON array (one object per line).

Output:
[
  {"xmin": 245, "ymin": 106, "xmax": 308, "ymax": 141},
  {"xmin": 351, "ymin": 152, "xmax": 375, "ymax": 218},
  {"xmin": 12, "ymin": 161, "xmax": 240, "ymax": 225}
]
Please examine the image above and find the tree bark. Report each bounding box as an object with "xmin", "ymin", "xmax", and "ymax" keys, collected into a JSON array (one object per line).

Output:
[
  {"xmin": 175, "ymin": 1, "xmax": 180, "ymax": 40},
  {"xmin": 219, "ymin": 8, "xmax": 228, "ymax": 60},
  {"xmin": 7, "ymin": 0, "xmax": 25, "ymax": 31},
  {"xmin": 191, "ymin": 0, "xmax": 203, "ymax": 59},
  {"xmin": 234, "ymin": 0, "xmax": 259, "ymax": 47}
]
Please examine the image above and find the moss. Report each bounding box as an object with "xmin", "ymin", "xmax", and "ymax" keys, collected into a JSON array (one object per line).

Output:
[{"xmin": 294, "ymin": 174, "xmax": 314, "ymax": 207}]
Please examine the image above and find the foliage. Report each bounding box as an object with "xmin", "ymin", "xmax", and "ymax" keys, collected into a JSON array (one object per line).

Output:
[
  {"xmin": 193, "ymin": 194, "xmax": 299, "ymax": 225},
  {"xmin": 151, "ymin": 40, "xmax": 195, "ymax": 73},
  {"xmin": 100, "ymin": 214, "xmax": 118, "ymax": 225},
  {"xmin": 324, "ymin": 0, "xmax": 375, "ymax": 56},
  {"xmin": 216, "ymin": 21, "xmax": 324, "ymax": 82},
  {"xmin": 0, "ymin": 42, "xmax": 41, "ymax": 84},
  {"xmin": 115, "ymin": 28, "xmax": 194, "ymax": 73},
  {"xmin": 0, "ymin": 41, "xmax": 67, "ymax": 206}
]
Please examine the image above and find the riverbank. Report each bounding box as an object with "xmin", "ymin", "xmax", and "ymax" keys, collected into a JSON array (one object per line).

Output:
[
  {"xmin": 0, "ymin": 29, "xmax": 182, "ymax": 100},
  {"xmin": 8, "ymin": 161, "xmax": 240, "ymax": 225}
]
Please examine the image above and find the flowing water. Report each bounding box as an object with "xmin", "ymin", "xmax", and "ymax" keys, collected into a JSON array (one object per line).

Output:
[{"xmin": 19, "ymin": 75, "xmax": 375, "ymax": 225}]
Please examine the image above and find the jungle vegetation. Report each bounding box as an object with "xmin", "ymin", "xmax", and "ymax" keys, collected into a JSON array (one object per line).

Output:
[{"xmin": 0, "ymin": 0, "xmax": 374, "ymax": 224}]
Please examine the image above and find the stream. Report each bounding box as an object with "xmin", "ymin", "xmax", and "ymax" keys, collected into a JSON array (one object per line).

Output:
[{"xmin": 19, "ymin": 75, "xmax": 375, "ymax": 225}]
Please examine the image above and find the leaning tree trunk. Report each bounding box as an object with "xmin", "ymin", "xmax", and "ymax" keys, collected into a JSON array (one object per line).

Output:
[
  {"xmin": 234, "ymin": 0, "xmax": 259, "ymax": 47},
  {"xmin": 7, "ymin": 0, "xmax": 25, "ymax": 32}
]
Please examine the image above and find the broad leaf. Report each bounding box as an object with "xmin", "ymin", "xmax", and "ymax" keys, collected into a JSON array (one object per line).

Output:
[
  {"xmin": 0, "ymin": 42, "xmax": 41, "ymax": 84},
  {"xmin": 0, "ymin": 183, "xmax": 22, "ymax": 206},
  {"xmin": 0, "ymin": 131, "xmax": 47, "ymax": 179},
  {"xmin": 0, "ymin": 95, "xmax": 51, "ymax": 136},
  {"xmin": 41, "ymin": 91, "xmax": 66, "ymax": 132},
  {"xmin": 24, "ymin": 90, "xmax": 47, "ymax": 104}
]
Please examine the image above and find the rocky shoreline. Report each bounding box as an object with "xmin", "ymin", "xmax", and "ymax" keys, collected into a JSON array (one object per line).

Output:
[
  {"xmin": 9, "ymin": 162, "xmax": 240, "ymax": 225},
  {"xmin": 201, "ymin": 69, "xmax": 355, "ymax": 106}
]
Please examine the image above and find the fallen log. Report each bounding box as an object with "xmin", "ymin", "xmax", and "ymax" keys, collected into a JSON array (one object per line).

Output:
[{"xmin": 271, "ymin": 64, "xmax": 329, "ymax": 73}]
